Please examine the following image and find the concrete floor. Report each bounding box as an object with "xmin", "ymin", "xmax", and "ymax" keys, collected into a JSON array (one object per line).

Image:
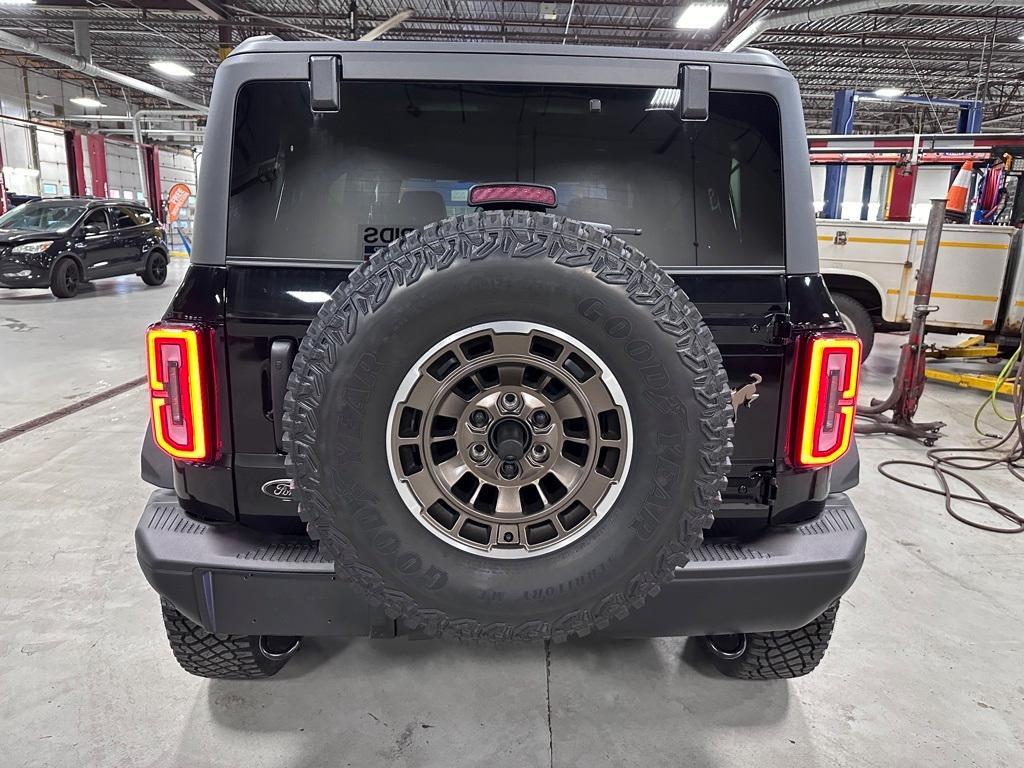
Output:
[{"xmin": 1, "ymin": 262, "xmax": 1022, "ymax": 767}]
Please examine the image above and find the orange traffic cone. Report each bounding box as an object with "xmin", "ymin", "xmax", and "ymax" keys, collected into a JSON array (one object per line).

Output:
[{"xmin": 945, "ymin": 160, "xmax": 973, "ymax": 222}]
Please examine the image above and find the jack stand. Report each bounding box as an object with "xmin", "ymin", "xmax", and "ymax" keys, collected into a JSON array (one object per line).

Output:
[{"xmin": 856, "ymin": 198, "xmax": 947, "ymax": 445}]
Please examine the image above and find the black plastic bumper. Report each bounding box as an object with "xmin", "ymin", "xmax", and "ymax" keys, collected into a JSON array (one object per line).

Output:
[
  {"xmin": 136, "ymin": 489, "xmax": 866, "ymax": 638},
  {"xmin": 0, "ymin": 262, "xmax": 49, "ymax": 288}
]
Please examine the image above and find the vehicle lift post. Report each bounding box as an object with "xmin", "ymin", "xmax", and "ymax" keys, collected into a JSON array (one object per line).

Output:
[{"xmin": 856, "ymin": 198, "xmax": 947, "ymax": 444}]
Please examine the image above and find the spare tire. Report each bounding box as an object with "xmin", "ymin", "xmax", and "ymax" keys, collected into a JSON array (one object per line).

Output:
[{"xmin": 283, "ymin": 211, "xmax": 732, "ymax": 642}]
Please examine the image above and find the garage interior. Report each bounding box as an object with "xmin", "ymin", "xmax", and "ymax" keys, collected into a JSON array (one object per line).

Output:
[{"xmin": 1, "ymin": 2, "xmax": 1023, "ymax": 767}]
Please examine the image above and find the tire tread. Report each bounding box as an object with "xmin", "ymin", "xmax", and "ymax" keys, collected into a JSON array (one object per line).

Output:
[
  {"xmin": 160, "ymin": 599, "xmax": 284, "ymax": 680},
  {"xmin": 711, "ymin": 600, "xmax": 841, "ymax": 680}
]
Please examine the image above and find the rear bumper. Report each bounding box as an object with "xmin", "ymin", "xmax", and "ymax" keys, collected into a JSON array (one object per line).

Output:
[{"xmin": 136, "ymin": 489, "xmax": 866, "ymax": 638}]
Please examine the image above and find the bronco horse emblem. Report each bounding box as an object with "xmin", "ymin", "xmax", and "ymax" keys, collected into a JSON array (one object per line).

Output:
[{"xmin": 730, "ymin": 374, "xmax": 762, "ymax": 415}]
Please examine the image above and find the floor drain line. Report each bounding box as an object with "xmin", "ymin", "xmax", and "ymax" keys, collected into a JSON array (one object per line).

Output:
[{"xmin": 0, "ymin": 376, "xmax": 147, "ymax": 444}]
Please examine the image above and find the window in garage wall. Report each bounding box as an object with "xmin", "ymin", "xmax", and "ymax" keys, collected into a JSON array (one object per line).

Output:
[
  {"xmin": 104, "ymin": 139, "xmax": 142, "ymax": 199},
  {"xmin": 34, "ymin": 124, "xmax": 70, "ymax": 197},
  {"xmin": 158, "ymin": 147, "xmax": 197, "ymax": 239},
  {"xmin": 0, "ymin": 64, "xmax": 38, "ymax": 196}
]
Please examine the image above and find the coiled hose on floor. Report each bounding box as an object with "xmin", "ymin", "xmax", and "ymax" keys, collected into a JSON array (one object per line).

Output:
[{"xmin": 876, "ymin": 340, "xmax": 1024, "ymax": 534}]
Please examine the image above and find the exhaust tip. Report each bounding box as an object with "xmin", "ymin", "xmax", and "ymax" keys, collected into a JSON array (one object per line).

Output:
[
  {"xmin": 258, "ymin": 635, "xmax": 301, "ymax": 661},
  {"xmin": 704, "ymin": 633, "xmax": 747, "ymax": 661}
]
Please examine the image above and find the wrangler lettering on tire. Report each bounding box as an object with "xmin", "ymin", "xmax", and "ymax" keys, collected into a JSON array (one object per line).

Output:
[{"xmin": 282, "ymin": 211, "xmax": 733, "ymax": 642}]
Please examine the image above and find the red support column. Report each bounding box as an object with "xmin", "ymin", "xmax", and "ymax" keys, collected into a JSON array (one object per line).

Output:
[
  {"xmin": 86, "ymin": 133, "xmax": 108, "ymax": 198},
  {"xmin": 144, "ymin": 144, "xmax": 163, "ymax": 220},
  {"xmin": 64, "ymin": 130, "xmax": 88, "ymax": 196}
]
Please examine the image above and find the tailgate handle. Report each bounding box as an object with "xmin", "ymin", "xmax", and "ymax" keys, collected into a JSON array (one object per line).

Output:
[{"xmin": 270, "ymin": 339, "xmax": 297, "ymax": 452}]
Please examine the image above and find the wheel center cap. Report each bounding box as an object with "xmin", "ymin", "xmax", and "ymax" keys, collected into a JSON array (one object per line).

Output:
[{"xmin": 489, "ymin": 418, "xmax": 530, "ymax": 461}]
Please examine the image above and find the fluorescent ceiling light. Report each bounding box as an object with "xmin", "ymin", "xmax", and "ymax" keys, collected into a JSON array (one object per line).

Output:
[
  {"xmin": 70, "ymin": 96, "xmax": 105, "ymax": 108},
  {"xmin": 675, "ymin": 3, "xmax": 727, "ymax": 30},
  {"xmin": 0, "ymin": 1, "xmax": 38, "ymax": 6},
  {"xmin": 648, "ymin": 88, "xmax": 681, "ymax": 111},
  {"xmin": 873, "ymin": 87, "xmax": 905, "ymax": 99},
  {"xmin": 150, "ymin": 60, "xmax": 194, "ymax": 78}
]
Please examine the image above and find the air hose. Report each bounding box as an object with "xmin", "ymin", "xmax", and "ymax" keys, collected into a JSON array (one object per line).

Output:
[{"xmin": 877, "ymin": 339, "xmax": 1024, "ymax": 534}]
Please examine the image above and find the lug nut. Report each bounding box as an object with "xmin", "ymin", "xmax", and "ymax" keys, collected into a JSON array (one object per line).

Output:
[
  {"xmin": 500, "ymin": 392, "xmax": 520, "ymax": 411},
  {"xmin": 470, "ymin": 443, "xmax": 488, "ymax": 462},
  {"xmin": 530, "ymin": 410, "xmax": 550, "ymax": 429},
  {"xmin": 469, "ymin": 409, "xmax": 489, "ymax": 428},
  {"xmin": 503, "ymin": 532, "xmax": 514, "ymax": 542},
  {"xmin": 531, "ymin": 444, "xmax": 549, "ymax": 461},
  {"xmin": 499, "ymin": 461, "xmax": 519, "ymax": 480}
]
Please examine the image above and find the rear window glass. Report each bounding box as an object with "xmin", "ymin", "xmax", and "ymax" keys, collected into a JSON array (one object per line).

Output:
[{"xmin": 229, "ymin": 81, "xmax": 784, "ymax": 268}]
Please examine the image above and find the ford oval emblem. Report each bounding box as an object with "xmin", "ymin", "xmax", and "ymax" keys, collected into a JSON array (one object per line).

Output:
[{"xmin": 261, "ymin": 478, "xmax": 294, "ymax": 501}]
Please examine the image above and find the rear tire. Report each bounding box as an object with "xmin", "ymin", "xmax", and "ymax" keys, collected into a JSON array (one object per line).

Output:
[
  {"xmin": 160, "ymin": 599, "xmax": 300, "ymax": 679},
  {"xmin": 141, "ymin": 250, "xmax": 168, "ymax": 286},
  {"xmin": 50, "ymin": 258, "xmax": 80, "ymax": 298},
  {"xmin": 833, "ymin": 294, "xmax": 874, "ymax": 360},
  {"xmin": 702, "ymin": 599, "xmax": 840, "ymax": 680}
]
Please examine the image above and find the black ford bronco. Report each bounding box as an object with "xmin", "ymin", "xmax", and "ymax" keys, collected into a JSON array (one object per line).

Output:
[{"xmin": 137, "ymin": 39, "xmax": 866, "ymax": 681}]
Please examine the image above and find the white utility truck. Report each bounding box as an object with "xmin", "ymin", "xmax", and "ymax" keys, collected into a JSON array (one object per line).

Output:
[{"xmin": 817, "ymin": 219, "xmax": 1024, "ymax": 358}]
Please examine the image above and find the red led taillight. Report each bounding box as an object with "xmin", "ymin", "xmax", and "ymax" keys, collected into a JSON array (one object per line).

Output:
[
  {"xmin": 792, "ymin": 334, "xmax": 861, "ymax": 468},
  {"xmin": 468, "ymin": 183, "xmax": 557, "ymax": 208},
  {"xmin": 146, "ymin": 324, "xmax": 215, "ymax": 462}
]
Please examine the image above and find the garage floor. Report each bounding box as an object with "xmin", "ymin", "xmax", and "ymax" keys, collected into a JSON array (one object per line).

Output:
[{"xmin": 2, "ymin": 263, "xmax": 1022, "ymax": 768}]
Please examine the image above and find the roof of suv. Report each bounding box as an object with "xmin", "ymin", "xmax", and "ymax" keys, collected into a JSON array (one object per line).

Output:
[
  {"xmin": 37, "ymin": 196, "xmax": 150, "ymax": 210},
  {"xmin": 227, "ymin": 38, "xmax": 787, "ymax": 71}
]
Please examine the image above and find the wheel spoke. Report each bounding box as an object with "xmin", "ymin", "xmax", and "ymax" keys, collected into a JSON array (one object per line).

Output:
[
  {"xmin": 550, "ymin": 393, "xmax": 586, "ymax": 422},
  {"xmin": 497, "ymin": 363, "xmax": 523, "ymax": 386},
  {"xmin": 489, "ymin": 331, "xmax": 532, "ymax": 358},
  {"xmin": 549, "ymin": 456, "xmax": 582, "ymax": 488},
  {"xmin": 434, "ymin": 457, "xmax": 469, "ymax": 487},
  {"xmin": 494, "ymin": 485, "xmax": 521, "ymax": 516}
]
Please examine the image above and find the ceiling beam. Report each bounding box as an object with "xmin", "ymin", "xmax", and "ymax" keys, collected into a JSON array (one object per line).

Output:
[{"xmin": 184, "ymin": 0, "xmax": 229, "ymax": 19}]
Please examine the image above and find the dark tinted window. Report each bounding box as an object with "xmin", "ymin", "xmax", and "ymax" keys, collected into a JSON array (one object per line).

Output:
[
  {"xmin": 229, "ymin": 81, "xmax": 784, "ymax": 267},
  {"xmin": 81, "ymin": 208, "xmax": 110, "ymax": 231},
  {"xmin": 113, "ymin": 206, "xmax": 146, "ymax": 228}
]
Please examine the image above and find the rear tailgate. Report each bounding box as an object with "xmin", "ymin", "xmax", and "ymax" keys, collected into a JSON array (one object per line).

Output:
[{"xmin": 224, "ymin": 266, "xmax": 786, "ymax": 524}]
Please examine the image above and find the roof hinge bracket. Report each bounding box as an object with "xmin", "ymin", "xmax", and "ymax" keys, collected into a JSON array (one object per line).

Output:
[
  {"xmin": 678, "ymin": 64, "xmax": 710, "ymax": 121},
  {"xmin": 309, "ymin": 55, "xmax": 341, "ymax": 113}
]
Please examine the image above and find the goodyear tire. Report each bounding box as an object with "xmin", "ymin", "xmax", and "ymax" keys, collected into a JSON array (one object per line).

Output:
[
  {"xmin": 703, "ymin": 599, "xmax": 840, "ymax": 679},
  {"xmin": 160, "ymin": 599, "xmax": 300, "ymax": 679},
  {"xmin": 283, "ymin": 211, "xmax": 732, "ymax": 642}
]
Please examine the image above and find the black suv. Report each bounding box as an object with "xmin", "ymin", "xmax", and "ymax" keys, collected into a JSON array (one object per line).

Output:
[
  {"xmin": 0, "ymin": 197, "xmax": 168, "ymax": 298},
  {"xmin": 137, "ymin": 40, "xmax": 866, "ymax": 682}
]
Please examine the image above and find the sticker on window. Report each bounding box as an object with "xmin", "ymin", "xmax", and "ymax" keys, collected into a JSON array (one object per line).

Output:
[{"xmin": 362, "ymin": 226, "xmax": 414, "ymax": 260}]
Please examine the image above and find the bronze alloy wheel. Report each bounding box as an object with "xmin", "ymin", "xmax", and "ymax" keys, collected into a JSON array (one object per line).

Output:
[{"xmin": 387, "ymin": 321, "xmax": 632, "ymax": 558}]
